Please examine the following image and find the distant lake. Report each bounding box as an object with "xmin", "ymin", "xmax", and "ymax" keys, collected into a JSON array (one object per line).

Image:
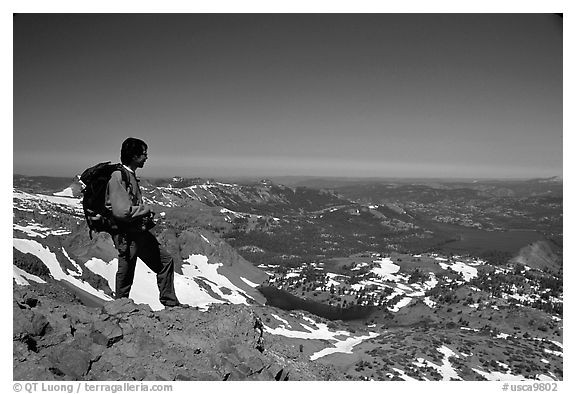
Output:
[
  {"xmin": 258, "ymin": 286, "xmax": 377, "ymax": 321},
  {"xmin": 430, "ymin": 222, "xmax": 546, "ymax": 254}
]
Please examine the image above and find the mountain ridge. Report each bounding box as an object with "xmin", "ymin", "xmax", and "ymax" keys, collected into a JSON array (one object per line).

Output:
[{"xmin": 12, "ymin": 174, "xmax": 563, "ymax": 381}]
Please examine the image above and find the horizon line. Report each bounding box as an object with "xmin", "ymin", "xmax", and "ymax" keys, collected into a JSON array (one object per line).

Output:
[{"xmin": 13, "ymin": 171, "xmax": 562, "ymax": 183}]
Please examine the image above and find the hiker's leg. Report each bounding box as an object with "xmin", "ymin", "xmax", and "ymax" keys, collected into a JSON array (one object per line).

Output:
[
  {"xmin": 134, "ymin": 232, "xmax": 180, "ymax": 306},
  {"xmin": 113, "ymin": 233, "xmax": 137, "ymax": 299}
]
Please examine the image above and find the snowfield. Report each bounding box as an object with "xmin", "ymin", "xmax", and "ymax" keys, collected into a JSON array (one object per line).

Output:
[
  {"xmin": 412, "ymin": 345, "xmax": 461, "ymax": 381},
  {"xmin": 389, "ymin": 296, "xmax": 413, "ymax": 312},
  {"xmin": 181, "ymin": 254, "xmax": 250, "ymax": 305},
  {"xmin": 85, "ymin": 254, "xmax": 256, "ymax": 311},
  {"xmin": 14, "ymin": 222, "xmax": 71, "ymax": 238},
  {"xmin": 13, "ymin": 189, "xmax": 83, "ymax": 214},
  {"xmin": 450, "ymin": 261, "xmax": 478, "ymax": 281},
  {"xmin": 370, "ymin": 257, "xmax": 401, "ymax": 280},
  {"xmin": 13, "ymin": 238, "xmax": 113, "ymax": 301},
  {"xmin": 438, "ymin": 260, "xmax": 478, "ymax": 281},
  {"xmin": 310, "ymin": 332, "xmax": 380, "ymax": 361},
  {"xmin": 263, "ymin": 316, "xmax": 379, "ymax": 361},
  {"xmin": 13, "ymin": 234, "xmax": 257, "ymax": 311}
]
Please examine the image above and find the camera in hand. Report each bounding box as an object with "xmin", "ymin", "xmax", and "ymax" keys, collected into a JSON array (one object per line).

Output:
[{"xmin": 139, "ymin": 212, "xmax": 157, "ymax": 231}]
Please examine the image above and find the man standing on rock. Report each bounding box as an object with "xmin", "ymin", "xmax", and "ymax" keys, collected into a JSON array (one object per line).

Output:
[{"xmin": 106, "ymin": 137, "xmax": 182, "ymax": 308}]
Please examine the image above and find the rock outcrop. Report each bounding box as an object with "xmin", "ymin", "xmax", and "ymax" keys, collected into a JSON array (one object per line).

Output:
[
  {"xmin": 512, "ymin": 240, "xmax": 561, "ymax": 273},
  {"xmin": 13, "ymin": 284, "xmax": 337, "ymax": 381}
]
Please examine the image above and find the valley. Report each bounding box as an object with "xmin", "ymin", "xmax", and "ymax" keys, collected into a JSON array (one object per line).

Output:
[{"xmin": 12, "ymin": 174, "xmax": 563, "ymax": 381}]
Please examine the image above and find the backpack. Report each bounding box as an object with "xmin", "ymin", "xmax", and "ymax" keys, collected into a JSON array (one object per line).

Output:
[{"xmin": 79, "ymin": 162, "xmax": 131, "ymax": 239}]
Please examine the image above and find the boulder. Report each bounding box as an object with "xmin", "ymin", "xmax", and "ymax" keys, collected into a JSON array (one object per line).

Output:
[
  {"xmin": 102, "ymin": 298, "xmax": 141, "ymax": 315},
  {"xmin": 13, "ymin": 304, "xmax": 50, "ymax": 339},
  {"xmin": 48, "ymin": 345, "xmax": 93, "ymax": 378},
  {"xmin": 91, "ymin": 320, "xmax": 123, "ymax": 347}
]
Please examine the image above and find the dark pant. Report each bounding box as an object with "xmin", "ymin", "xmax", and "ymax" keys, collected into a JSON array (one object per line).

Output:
[{"xmin": 112, "ymin": 231, "xmax": 180, "ymax": 306}]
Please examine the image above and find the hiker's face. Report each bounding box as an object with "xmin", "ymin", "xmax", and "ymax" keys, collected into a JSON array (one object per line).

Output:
[{"xmin": 134, "ymin": 150, "xmax": 148, "ymax": 168}]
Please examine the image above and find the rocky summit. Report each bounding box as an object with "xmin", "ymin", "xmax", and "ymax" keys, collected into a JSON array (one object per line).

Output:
[{"xmin": 13, "ymin": 283, "xmax": 337, "ymax": 381}]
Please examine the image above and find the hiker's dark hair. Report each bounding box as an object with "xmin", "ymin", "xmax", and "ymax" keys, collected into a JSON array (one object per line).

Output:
[{"xmin": 120, "ymin": 138, "xmax": 148, "ymax": 165}]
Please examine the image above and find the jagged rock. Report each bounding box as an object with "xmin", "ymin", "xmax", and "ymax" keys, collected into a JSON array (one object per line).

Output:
[
  {"xmin": 217, "ymin": 338, "xmax": 237, "ymax": 355},
  {"xmin": 13, "ymin": 285, "xmax": 340, "ymax": 381},
  {"xmin": 22, "ymin": 296, "xmax": 40, "ymax": 308},
  {"xmin": 13, "ymin": 341, "xmax": 29, "ymax": 362},
  {"xmin": 13, "ymin": 303, "xmax": 50, "ymax": 339},
  {"xmin": 130, "ymin": 368, "xmax": 148, "ymax": 381},
  {"xmin": 113, "ymin": 327, "xmax": 165, "ymax": 358},
  {"xmin": 174, "ymin": 374, "xmax": 192, "ymax": 381},
  {"xmin": 177, "ymin": 370, "xmax": 221, "ymax": 381},
  {"xmin": 274, "ymin": 367, "xmax": 290, "ymax": 381},
  {"xmin": 245, "ymin": 355, "xmax": 266, "ymax": 373},
  {"xmin": 103, "ymin": 298, "xmax": 140, "ymax": 315},
  {"xmin": 251, "ymin": 369, "xmax": 276, "ymax": 381},
  {"xmin": 40, "ymin": 331, "xmax": 72, "ymax": 351},
  {"xmin": 48, "ymin": 345, "xmax": 93, "ymax": 378},
  {"xmin": 67, "ymin": 331, "xmax": 107, "ymax": 361},
  {"xmin": 14, "ymin": 363, "xmax": 61, "ymax": 381},
  {"xmin": 91, "ymin": 320, "xmax": 123, "ymax": 347}
]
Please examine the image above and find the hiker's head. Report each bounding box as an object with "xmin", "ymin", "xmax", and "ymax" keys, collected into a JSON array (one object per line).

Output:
[{"xmin": 121, "ymin": 138, "xmax": 148, "ymax": 167}]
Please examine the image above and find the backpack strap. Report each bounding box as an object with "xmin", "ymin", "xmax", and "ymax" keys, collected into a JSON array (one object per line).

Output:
[{"xmin": 116, "ymin": 164, "xmax": 134, "ymax": 200}]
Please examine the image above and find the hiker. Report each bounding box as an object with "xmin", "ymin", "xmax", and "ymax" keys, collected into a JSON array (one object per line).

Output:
[{"xmin": 106, "ymin": 137, "xmax": 182, "ymax": 308}]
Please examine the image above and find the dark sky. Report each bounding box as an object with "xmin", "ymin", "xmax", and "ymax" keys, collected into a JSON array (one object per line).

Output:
[{"xmin": 13, "ymin": 13, "xmax": 563, "ymax": 179}]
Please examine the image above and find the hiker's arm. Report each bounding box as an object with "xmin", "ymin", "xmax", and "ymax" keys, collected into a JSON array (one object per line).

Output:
[{"xmin": 107, "ymin": 172, "xmax": 150, "ymax": 221}]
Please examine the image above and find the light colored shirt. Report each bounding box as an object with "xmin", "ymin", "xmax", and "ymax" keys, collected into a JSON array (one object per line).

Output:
[{"xmin": 105, "ymin": 169, "xmax": 150, "ymax": 222}]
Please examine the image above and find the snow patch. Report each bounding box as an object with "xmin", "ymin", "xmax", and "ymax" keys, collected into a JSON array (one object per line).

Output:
[
  {"xmin": 371, "ymin": 257, "xmax": 401, "ymax": 280},
  {"xmin": 13, "ymin": 239, "xmax": 112, "ymax": 301},
  {"xmin": 181, "ymin": 254, "xmax": 250, "ymax": 305},
  {"xmin": 423, "ymin": 273, "xmax": 438, "ymax": 290},
  {"xmin": 264, "ymin": 316, "xmax": 379, "ymax": 360},
  {"xmin": 471, "ymin": 368, "xmax": 525, "ymax": 381},
  {"xmin": 325, "ymin": 273, "xmax": 342, "ymax": 287},
  {"xmin": 13, "ymin": 190, "xmax": 82, "ymax": 212},
  {"xmin": 271, "ymin": 314, "xmax": 290, "ymax": 327},
  {"xmin": 54, "ymin": 187, "xmax": 75, "ymax": 197},
  {"xmin": 423, "ymin": 296, "xmax": 437, "ymax": 308},
  {"xmin": 537, "ymin": 374, "xmax": 555, "ymax": 381},
  {"xmin": 310, "ymin": 332, "xmax": 379, "ymax": 361},
  {"xmin": 62, "ymin": 248, "xmax": 83, "ymax": 277},
  {"xmin": 13, "ymin": 222, "xmax": 71, "ymax": 238},
  {"xmin": 450, "ymin": 261, "xmax": 478, "ymax": 281},
  {"xmin": 13, "ymin": 265, "xmax": 46, "ymax": 285},
  {"xmin": 438, "ymin": 260, "xmax": 478, "ymax": 281},
  {"xmin": 413, "ymin": 347, "xmax": 461, "ymax": 381},
  {"xmin": 240, "ymin": 277, "xmax": 260, "ymax": 288},
  {"xmin": 85, "ymin": 254, "xmax": 251, "ymax": 311},
  {"xmin": 543, "ymin": 348, "xmax": 562, "ymax": 358},
  {"xmin": 390, "ymin": 368, "xmax": 419, "ymax": 381},
  {"xmin": 389, "ymin": 296, "xmax": 412, "ymax": 312}
]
